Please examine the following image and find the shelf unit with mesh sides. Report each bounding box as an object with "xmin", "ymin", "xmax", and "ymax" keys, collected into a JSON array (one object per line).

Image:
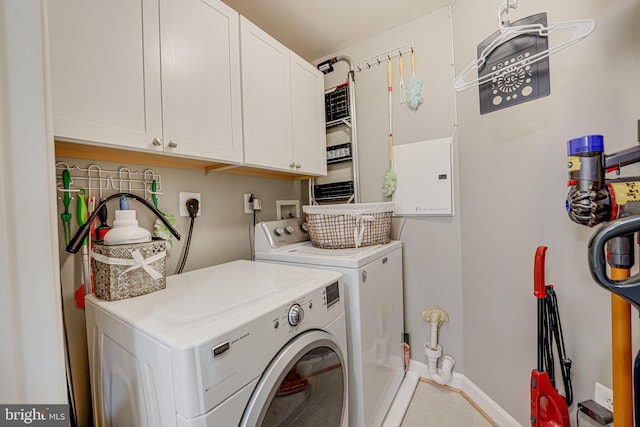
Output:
[{"xmin": 310, "ymin": 67, "xmax": 360, "ymax": 205}]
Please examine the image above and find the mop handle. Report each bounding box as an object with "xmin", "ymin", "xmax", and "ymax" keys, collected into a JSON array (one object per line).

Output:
[
  {"xmin": 388, "ymin": 57, "xmax": 393, "ymax": 163},
  {"xmin": 411, "ymin": 48, "xmax": 416, "ymax": 77}
]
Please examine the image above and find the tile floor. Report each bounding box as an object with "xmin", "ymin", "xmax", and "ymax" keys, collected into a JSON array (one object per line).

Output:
[{"xmin": 401, "ymin": 380, "xmax": 498, "ymax": 427}]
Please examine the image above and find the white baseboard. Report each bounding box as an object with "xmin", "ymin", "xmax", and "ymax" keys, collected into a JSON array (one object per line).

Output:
[
  {"xmin": 382, "ymin": 370, "xmax": 420, "ymax": 427},
  {"xmin": 408, "ymin": 359, "xmax": 522, "ymax": 427}
]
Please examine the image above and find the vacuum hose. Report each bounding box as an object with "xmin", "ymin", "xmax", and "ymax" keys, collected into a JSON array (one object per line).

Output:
[
  {"xmin": 588, "ymin": 215, "xmax": 640, "ymax": 307},
  {"xmin": 66, "ymin": 192, "xmax": 181, "ymax": 253}
]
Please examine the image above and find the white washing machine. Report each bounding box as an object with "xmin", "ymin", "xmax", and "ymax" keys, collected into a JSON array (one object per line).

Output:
[
  {"xmin": 85, "ymin": 260, "xmax": 348, "ymax": 426},
  {"xmin": 254, "ymin": 219, "xmax": 405, "ymax": 427}
]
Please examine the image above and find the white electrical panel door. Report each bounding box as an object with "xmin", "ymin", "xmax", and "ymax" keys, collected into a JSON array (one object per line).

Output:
[{"xmin": 392, "ymin": 138, "xmax": 453, "ymax": 216}]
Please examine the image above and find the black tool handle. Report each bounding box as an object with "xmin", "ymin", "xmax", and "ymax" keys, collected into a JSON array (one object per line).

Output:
[
  {"xmin": 98, "ymin": 203, "xmax": 107, "ymax": 226},
  {"xmin": 589, "ymin": 215, "xmax": 640, "ymax": 308}
]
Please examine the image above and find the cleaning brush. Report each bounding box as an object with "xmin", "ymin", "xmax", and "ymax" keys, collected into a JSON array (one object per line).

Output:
[
  {"xmin": 382, "ymin": 169, "xmax": 397, "ymax": 197},
  {"xmin": 406, "ymin": 48, "xmax": 424, "ymax": 111}
]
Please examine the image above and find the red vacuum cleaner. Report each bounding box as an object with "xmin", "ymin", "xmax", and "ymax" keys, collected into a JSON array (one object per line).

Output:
[{"xmin": 530, "ymin": 246, "xmax": 573, "ymax": 427}]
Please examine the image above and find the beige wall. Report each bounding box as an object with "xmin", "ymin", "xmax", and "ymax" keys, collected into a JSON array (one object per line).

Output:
[
  {"xmin": 454, "ymin": 0, "xmax": 640, "ymax": 424},
  {"xmin": 316, "ymin": 6, "xmax": 464, "ymax": 373},
  {"xmin": 320, "ymin": 0, "xmax": 640, "ymax": 424}
]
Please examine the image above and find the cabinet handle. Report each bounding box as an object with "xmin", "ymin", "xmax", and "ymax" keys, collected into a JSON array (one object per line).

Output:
[
  {"xmin": 168, "ymin": 140, "xmax": 178, "ymax": 148},
  {"xmin": 152, "ymin": 137, "xmax": 162, "ymax": 147},
  {"xmin": 295, "ymin": 163, "xmax": 302, "ymax": 169},
  {"xmin": 289, "ymin": 162, "xmax": 296, "ymax": 168}
]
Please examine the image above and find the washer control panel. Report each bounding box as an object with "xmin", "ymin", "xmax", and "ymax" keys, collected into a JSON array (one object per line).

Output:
[{"xmin": 255, "ymin": 218, "xmax": 310, "ymax": 250}]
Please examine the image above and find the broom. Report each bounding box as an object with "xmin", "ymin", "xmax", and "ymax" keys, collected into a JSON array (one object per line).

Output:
[{"xmin": 382, "ymin": 56, "xmax": 397, "ymax": 197}]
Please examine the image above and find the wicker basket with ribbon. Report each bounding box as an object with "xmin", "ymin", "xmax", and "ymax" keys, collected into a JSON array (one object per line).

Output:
[{"xmin": 303, "ymin": 203, "xmax": 394, "ymax": 249}]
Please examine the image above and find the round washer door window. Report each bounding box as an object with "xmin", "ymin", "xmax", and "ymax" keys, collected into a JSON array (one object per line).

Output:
[{"xmin": 241, "ymin": 330, "xmax": 347, "ymax": 427}]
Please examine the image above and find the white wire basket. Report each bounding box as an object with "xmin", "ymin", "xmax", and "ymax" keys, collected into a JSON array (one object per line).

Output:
[{"xmin": 303, "ymin": 202, "xmax": 394, "ymax": 249}]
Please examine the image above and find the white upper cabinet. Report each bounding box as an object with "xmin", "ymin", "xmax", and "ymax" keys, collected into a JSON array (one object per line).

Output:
[
  {"xmin": 290, "ymin": 52, "xmax": 327, "ymax": 176},
  {"xmin": 240, "ymin": 17, "xmax": 292, "ymax": 171},
  {"xmin": 47, "ymin": 0, "xmax": 243, "ymax": 163},
  {"xmin": 240, "ymin": 17, "xmax": 326, "ymax": 176},
  {"xmin": 47, "ymin": 0, "xmax": 162, "ymax": 151},
  {"xmin": 159, "ymin": 0, "xmax": 242, "ymax": 161}
]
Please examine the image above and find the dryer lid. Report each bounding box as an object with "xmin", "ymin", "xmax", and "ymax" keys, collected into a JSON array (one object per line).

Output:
[
  {"xmin": 85, "ymin": 260, "xmax": 341, "ymax": 347},
  {"xmin": 255, "ymin": 240, "xmax": 402, "ymax": 269}
]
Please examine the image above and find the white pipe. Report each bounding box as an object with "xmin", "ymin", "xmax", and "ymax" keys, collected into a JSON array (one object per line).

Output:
[
  {"xmin": 429, "ymin": 320, "xmax": 438, "ymax": 349},
  {"xmin": 424, "ymin": 343, "xmax": 455, "ymax": 385},
  {"xmin": 422, "ymin": 306, "xmax": 455, "ymax": 385}
]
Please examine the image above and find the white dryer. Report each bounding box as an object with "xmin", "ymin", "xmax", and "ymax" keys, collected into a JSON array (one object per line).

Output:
[
  {"xmin": 85, "ymin": 260, "xmax": 348, "ymax": 426},
  {"xmin": 254, "ymin": 219, "xmax": 405, "ymax": 427}
]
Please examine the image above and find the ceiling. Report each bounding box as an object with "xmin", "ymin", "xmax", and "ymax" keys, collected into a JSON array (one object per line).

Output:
[{"xmin": 221, "ymin": 0, "xmax": 453, "ymax": 61}]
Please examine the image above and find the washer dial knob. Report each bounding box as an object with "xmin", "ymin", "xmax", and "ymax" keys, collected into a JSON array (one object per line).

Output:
[
  {"xmin": 285, "ymin": 225, "xmax": 294, "ymax": 234},
  {"xmin": 274, "ymin": 227, "xmax": 284, "ymax": 236},
  {"xmin": 288, "ymin": 304, "xmax": 304, "ymax": 326}
]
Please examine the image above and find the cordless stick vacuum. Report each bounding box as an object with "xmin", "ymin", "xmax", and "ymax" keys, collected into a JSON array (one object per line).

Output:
[
  {"xmin": 531, "ymin": 246, "xmax": 572, "ymax": 427},
  {"xmin": 566, "ymin": 134, "xmax": 640, "ymax": 427}
]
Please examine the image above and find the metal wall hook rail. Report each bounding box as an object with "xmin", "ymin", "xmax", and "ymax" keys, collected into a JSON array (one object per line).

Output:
[
  {"xmin": 55, "ymin": 163, "xmax": 162, "ymax": 200},
  {"xmin": 118, "ymin": 167, "xmax": 133, "ymax": 194},
  {"xmin": 356, "ymin": 43, "xmax": 415, "ymax": 72},
  {"xmin": 87, "ymin": 164, "xmax": 103, "ymax": 199},
  {"xmin": 146, "ymin": 185, "xmax": 163, "ymax": 195},
  {"xmin": 56, "ymin": 184, "xmax": 81, "ymax": 193}
]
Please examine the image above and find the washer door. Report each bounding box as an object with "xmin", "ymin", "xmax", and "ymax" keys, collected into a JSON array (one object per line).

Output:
[{"xmin": 240, "ymin": 330, "xmax": 347, "ymax": 426}]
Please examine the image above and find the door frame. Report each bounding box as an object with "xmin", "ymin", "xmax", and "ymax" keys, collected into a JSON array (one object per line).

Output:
[{"xmin": 0, "ymin": 0, "xmax": 67, "ymax": 404}]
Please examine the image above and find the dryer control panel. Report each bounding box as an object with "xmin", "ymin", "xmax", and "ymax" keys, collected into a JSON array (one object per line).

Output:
[{"xmin": 195, "ymin": 278, "xmax": 344, "ymax": 416}]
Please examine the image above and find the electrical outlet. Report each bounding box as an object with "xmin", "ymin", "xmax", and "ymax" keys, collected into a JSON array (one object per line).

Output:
[
  {"xmin": 244, "ymin": 194, "xmax": 253, "ymax": 214},
  {"xmin": 595, "ymin": 382, "xmax": 614, "ymax": 413},
  {"xmin": 179, "ymin": 192, "xmax": 201, "ymax": 217}
]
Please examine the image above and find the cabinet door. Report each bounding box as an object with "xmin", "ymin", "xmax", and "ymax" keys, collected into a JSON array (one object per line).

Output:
[
  {"xmin": 159, "ymin": 0, "xmax": 242, "ymax": 162},
  {"xmin": 290, "ymin": 53, "xmax": 327, "ymax": 176},
  {"xmin": 240, "ymin": 17, "xmax": 293, "ymax": 172},
  {"xmin": 47, "ymin": 0, "xmax": 162, "ymax": 150}
]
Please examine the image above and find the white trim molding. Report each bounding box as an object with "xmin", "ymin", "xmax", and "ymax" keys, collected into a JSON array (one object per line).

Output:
[{"xmin": 0, "ymin": 0, "xmax": 67, "ymax": 404}]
